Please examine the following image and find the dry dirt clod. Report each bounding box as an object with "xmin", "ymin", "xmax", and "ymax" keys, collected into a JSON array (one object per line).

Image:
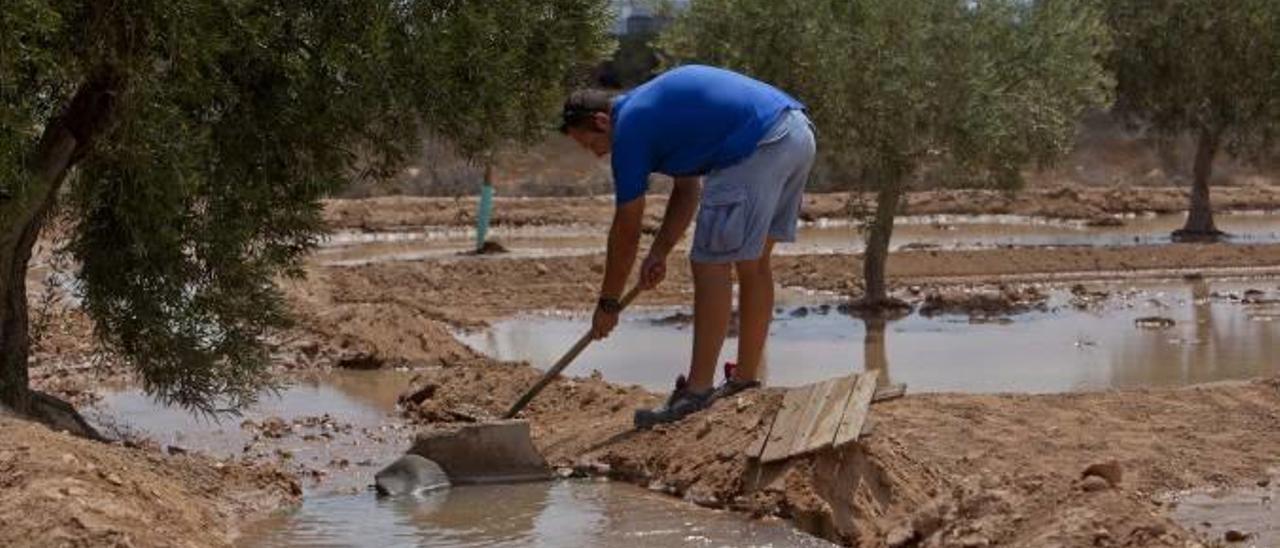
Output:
[
  {"xmin": 1082, "ymin": 461, "xmax": 1124, "ymax": 487},
  {"xmin": 885, "ymin": 524, "xmax": 917, "ymax": 547},
  {"xmin": 1224, "ymin": 529, "xmax": 1251, "ymax": 543},
  {"xmin": 1080, "ymin": 475, "xmax": 1111, "ymax": 492}
]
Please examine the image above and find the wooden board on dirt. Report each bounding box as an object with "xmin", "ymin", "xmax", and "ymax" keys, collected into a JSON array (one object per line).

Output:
[
  {"xmin": 753, "ymin": 370, "xmax": 886, "ymax": 464},
  {"xmin": 757, "ymin": 383, "xmax": 819, "ymax": 463}
]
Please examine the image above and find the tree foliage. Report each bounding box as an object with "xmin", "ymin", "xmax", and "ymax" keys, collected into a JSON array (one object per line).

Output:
[
  {"xmin": 663, "ymin": 0, "xmax": 1110, "ymax": 302},
  {"xmin": 1106, "ymin": 0, "xmax": 1280, "ymax": 237},
  {"xmin": 0, "ymin": 0, "xmax": 610, "ymax": 415}
]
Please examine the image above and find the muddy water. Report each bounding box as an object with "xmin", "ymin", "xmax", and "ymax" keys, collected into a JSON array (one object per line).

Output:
[
  {"xmin": 241, "ymin": 481, "xmax": 830, "ymax": 547},
  {"xmin": 90, "ymin": 371, "xmax": 830, "ymax": 548},
  {"xmin": 316, "ymin": 211, "xmax": 1280, "ymax": 265},
  {"xmin": 1169, "ymin": 479, "xmax": 1279, "ymax": 546},
  {"xmin": 459, "ymin": 279, "xmax": 1280, "ymax": 394}
]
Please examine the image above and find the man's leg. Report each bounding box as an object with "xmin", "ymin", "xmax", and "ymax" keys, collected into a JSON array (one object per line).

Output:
[
  {"xmin": 687, "ymin": 260, "xmax": 733, "ymax": 392},
  {"xmin": 734, "ymin": 239, "xmax": 776, "ymax": 383}
]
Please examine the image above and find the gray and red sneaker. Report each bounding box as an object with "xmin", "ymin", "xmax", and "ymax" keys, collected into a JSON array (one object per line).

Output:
[
  {"xmin": 634, "ymin": 375, "xmax": 713, "ymax": 429},
  {"xmin": 713, "ymin": 361, "xmax": 761, "ymax": 400}
]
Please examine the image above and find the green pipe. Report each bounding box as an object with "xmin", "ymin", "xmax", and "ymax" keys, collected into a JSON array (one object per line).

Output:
[{"xmin": 476, "ymin": 180, "xmax": 494, "ymax": 252}]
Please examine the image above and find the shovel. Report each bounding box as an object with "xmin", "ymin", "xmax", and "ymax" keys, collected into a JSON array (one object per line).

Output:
[{"xmin": 407, "ymin": 285, "xmax": 643, "ymax": 484}]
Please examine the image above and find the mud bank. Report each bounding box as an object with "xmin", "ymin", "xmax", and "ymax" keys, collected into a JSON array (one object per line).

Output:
[
  {"xmin": 322, "ymin": 184, "xmax": 1280, "ymax": 231},
  {"xmin": 307, "ymin": 243, "xmax": 1280, "ymax": 329},
  {"xmin": 401, "ymin": 357, "xmax": 1280, "ymax": 546},
  {"xmin": 0, "ymin": 415, "xmax": 299, "ymax": 548}
]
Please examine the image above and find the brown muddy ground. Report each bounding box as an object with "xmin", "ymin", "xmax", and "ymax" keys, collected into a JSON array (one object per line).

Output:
[
  {"xmin": 323, "ymin": 184, "xmax": 1280, "ymax": 231},
  {"xmin": 403, "ymin": 363, "xmax": 1280, "ymax": 547},
  {"xmin": 0, "ymin": 414, "xmax": 299, "ymax": 548},
  {"xmin": 21, "ymin": 187, "xmax": 1280, "ymax": 547}
]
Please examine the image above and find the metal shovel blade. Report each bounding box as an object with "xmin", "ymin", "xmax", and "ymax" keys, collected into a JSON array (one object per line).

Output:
[{"xmin": 408, "ymin": 420, "xmax": 551, "ymax": 484}]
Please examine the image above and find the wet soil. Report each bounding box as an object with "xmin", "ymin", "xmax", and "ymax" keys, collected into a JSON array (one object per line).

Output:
[
  {"xmin": 20, "ymin": 188, "xmax": 1280, "ymax": 547},
  {"xmin": 0, "ymin": 415, "xmax": 298, "ymax": 548},
  {"xmin": 322, "ymin": 184, "xmax": 1280, "ymax": 231}
]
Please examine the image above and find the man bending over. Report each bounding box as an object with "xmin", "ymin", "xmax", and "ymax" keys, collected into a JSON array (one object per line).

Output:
[{"xmin": 560, "ymin": 65, "xmax": 816, "ymax": 428}]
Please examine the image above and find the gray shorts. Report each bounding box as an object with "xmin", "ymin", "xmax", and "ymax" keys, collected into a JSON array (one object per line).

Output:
[{"xmin": 690, "ymin": 109, "xmax": 816, "ymax": 264}]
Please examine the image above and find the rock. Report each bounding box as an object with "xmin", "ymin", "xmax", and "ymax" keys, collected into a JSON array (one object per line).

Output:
[
  {"xmin": 165, "ymin": 445, "xmax": 187, "ymax": 456},
  {"xmin": 1134, "ymin": 316, "xmax": 1176, "ymax": 329},
  {"xmin": 886, "ymin": 524, "xmax": 917, "ymax": 547},
  {"xmin": 399, "ymin": 383, "xmax": 438, "ymax": 406},
  {"xmin": 1257, "ymin": 478, "xmax": 1271, "ymax": 488},
  {"xmin": 1224, "ymin": 530, "xmax": 1250, "ymax": 543},
  {"xmin": 789, "ymin": 307, "xmax": 809, "ymax": 318},
  {"xmin": 374, "ymin": 454, "xmax": 451, "ymax": 497},
  {"xmin": 1080, "ymin": 475, "xmax": 1111, "ymax": 492},
  {"xmin": 534, "ymin": 262, "xmax": 549, "ymax": 276},
  {"xmin": 336, "ymin": 352, "xmax": 383, "ymax": 370},
  {"xmin": 1082, "ymin": 461, "xmax": 1123, "ymax": 486}
]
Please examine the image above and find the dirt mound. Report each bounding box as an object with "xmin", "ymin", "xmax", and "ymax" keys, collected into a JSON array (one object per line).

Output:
[
  {"xmin": 917, "ymin": 286, "xmax": 1049, "ymax": 318},
  {"xmin": 397, "ymin": 351, "xmax": 1279, "ymax": 546},
  {"xmin": 0, "ymin": 416, "xmax": 298, "ymax": 548}
]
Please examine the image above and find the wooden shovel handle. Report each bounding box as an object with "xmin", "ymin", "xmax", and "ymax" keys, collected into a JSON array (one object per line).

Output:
[{"xmin": 503, "ymin": 285, "xmax": 643, "ymax": 419}]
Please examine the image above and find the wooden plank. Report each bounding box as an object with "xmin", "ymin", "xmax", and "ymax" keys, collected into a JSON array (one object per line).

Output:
[
  {"xmin": 794, "ymin": 374, "xmax": 860, "ymax": 456},
  {"xmin": 872, "ymin": 383, "xmax": 907, "ymax": 404},
  {"xmin": 833, "ymin": 370, "xmax": 880, "ymax": 448},
  {"xmin": 758, "ymin": 383, "xmax": 819, "ymax": 463},
  {"xmin": 785, "ymin": 378, "xmax": 839, "ymax": 458},
  {"xmin": 744, "ymin": 407, "xmax": 778, "ymax": 460}
]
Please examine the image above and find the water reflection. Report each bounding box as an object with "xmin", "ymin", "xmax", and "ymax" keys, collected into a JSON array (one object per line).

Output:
[
  {"xmin": 861, "ymin": 315, "xmax": 892, "ymax": 388},
  {"xmin": 459, "ymin": 279, "xmax": 1280, "ymax": 394}
]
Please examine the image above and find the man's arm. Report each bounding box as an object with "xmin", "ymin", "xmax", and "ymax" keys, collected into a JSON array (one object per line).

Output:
[
  {"xmin": 639, "ymin": 176, "xmax": 700, "ymax": 289},
  {"xmin": 600, "ymin": 195, "xmax": 646, "ymax": 299},
  {"xmin": 651, "ymin": 176, "xmax": 701, "ymax": 258},
  {"xmin": 592, "ymin": 196, "xmax": 645, "ymax": 339}
]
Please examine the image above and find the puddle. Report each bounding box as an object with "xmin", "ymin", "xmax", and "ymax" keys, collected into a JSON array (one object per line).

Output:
[
  {"xmin": 1170, "ymin": 481, "xmax": 1278, "ymax": 546},
  {"xmin": 791, "ymin": 211, "xmax": 1280, "ymax": 254},
  {"xmin": 317, "ymin": 212, "xmax": 1280, "ymax": 265},
  {"xmin": 240, "ymin": 481, "xmax": 831, "ymax": 547},
  {"xmin": 459, "ymin": 279, "xmax": 1280, "ymax": 393},
  {"xmin": 90, "ymin": 371, "xmax": 830, "ymax": 548},
  {"xmin": 90, "ymin": 370, "xmax": 419, "ymax": 493}
]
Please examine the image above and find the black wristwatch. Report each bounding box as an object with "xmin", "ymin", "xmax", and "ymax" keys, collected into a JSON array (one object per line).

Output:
[{"xmin": 597, "ymin": 296, "xmax": 623, "ymax": 314}]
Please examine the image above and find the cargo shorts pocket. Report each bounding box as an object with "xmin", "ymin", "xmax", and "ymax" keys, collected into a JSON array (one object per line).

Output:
[{"xmin": 695, "ymin": 184, "xmax": 750, "ymax": 255}]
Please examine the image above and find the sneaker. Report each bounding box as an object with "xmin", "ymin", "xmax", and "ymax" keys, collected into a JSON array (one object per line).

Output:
[
  {"xmin": 634, "ymin": 375, "xmax": 713, "ymax": 429},
  {"xmin": 712, "ymin": 362, "xmax": 761, "ymax": 400}
]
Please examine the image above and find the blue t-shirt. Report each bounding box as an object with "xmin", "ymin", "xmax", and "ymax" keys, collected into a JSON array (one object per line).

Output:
[{"xmin": 610, "ymin": 65, "xmax": 805, "ymax": 204}]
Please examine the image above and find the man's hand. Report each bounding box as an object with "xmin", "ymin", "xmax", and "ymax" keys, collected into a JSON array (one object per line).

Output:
[
  {"xmin": 591, "ymin": 305, "xmax": 619, "ymax": 340},
  {"xmin": 639, "ymin": 252, "xmax": 667, "ymax": 290}
]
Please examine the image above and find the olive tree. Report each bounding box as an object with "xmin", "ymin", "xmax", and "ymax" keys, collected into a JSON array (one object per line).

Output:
[
  {"xmin": 0, "ymin": 0, "xmax": 609, "ymax": 432},
  {"xmin": 663, "ymin": 0, "xmax": 1110, "ymax": 307},
  {"xmin": 1106, "ymin": 1, "xmax": 1280, "ymax": 240}
]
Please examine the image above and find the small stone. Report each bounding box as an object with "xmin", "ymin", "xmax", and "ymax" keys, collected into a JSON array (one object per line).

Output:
[
  {"xmin": 886, "ymin": 524, "xmax": 916, "ymax": 547},
  {"xmin": 535, "ymin": 262, "xmax": 549, "ymax": 276},
  {"xmin": 735, "ymin": 397, "xmax": 753, "ymax": 412},
  {"xmin": 104, "ymin": 473, "xmax": 124, "ymax": 486},
  {"xmin": 1224, "ymin": 530, "xmax": 1250, "ymax": 543},
  {"xmin": 1258, "ymin": 478, "xmax": 1271, "ymax": 488},
  {"xmin": 1080, "ymin": 475, "xmax": 1110, "ymax": 492},
  {"xmin": 556, "ymin": 467, "xmax": 575, "ymax": 479},
  {"xmin": 166, "ymin": 445, "xmax": 187, "ymax": 456},
  {"xmin": 696, "ymin": 420, "xmax": 713, "ymax": 439},
  {"xmin": 716, "ymin": 449, "xmax": 737, "ymax": 462}
]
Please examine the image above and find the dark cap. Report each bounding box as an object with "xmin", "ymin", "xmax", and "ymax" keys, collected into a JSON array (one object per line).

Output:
[{"xmin": 559, "ymin": 89, "xmax": 618, "ymax": 133}]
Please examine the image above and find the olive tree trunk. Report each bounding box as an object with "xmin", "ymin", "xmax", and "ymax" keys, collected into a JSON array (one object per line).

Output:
[
  {"xmin": 859, "ymin": 181, "xmax": 906, "ymax": 307},
  {"xmin": 0, "ymin": 73, "xmax": 119, "ymax": 438},
  {"xmin": 1174, "ymin": 128, "xmax": 1223, "ymax": 241}
]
